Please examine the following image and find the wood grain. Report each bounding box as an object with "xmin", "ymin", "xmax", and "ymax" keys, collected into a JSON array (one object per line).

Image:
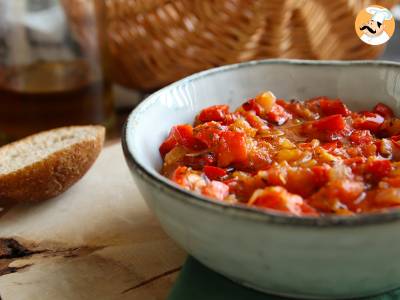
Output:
[{"xmin": 0, "ymin": 144, "xmax": 185, "ymax": 300}]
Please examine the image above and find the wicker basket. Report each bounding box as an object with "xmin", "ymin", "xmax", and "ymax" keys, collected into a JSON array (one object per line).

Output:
[{"xmin": 64, "ymin": 0, "xmax": 398, "ymax": 91}]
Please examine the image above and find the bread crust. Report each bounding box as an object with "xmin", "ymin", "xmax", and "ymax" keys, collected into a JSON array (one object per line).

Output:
[{"xmin": 0, "ymin": 126, "xmax": 105, "ymax": 202}]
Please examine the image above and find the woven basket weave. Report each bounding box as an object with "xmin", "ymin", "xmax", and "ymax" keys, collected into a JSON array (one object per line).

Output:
[{"xmin": 65, "ymin": 0, "xmax": 398, "ymax": 91}]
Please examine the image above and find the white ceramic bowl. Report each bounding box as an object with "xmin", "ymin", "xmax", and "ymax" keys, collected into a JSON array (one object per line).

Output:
[{"xmin": 122, "ymin": 59, "xmax": 400, "ymax": 299}]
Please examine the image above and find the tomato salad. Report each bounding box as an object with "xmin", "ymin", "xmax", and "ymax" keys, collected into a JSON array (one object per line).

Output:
[{"xmin": 159, "ymin": 91, "xmax": 400, "ymax": 216}]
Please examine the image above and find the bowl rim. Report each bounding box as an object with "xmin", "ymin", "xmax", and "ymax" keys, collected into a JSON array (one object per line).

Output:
[{"xmin": 122, "ymin": 58, "xmax": 400, "ymax": 227}]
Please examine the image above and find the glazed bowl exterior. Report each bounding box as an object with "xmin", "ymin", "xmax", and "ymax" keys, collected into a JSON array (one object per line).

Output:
[{"xmin": 122, "ymin": 59, "xmax": 400, "ymax": 299}]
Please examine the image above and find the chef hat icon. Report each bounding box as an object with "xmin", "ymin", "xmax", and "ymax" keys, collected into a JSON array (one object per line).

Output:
[{"xmin": 366, "ymin": 6, "xmax": 393, "ymax": 24}]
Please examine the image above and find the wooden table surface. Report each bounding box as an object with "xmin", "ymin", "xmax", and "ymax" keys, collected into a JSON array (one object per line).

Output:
[{"xmin": 0, "ymin": 144, "xmax": 185, "ymax": 300}]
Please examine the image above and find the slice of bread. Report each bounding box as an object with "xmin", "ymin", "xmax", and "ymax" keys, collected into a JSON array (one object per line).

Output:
[{"xmin": 0, "ymin": 125, "xmax": 105, "ymax": 202}]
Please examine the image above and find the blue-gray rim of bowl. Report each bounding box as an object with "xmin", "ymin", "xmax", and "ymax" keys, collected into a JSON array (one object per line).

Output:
[{"xmin": 122, "ymin": 58, "xmax": 400, "ymax": 227}]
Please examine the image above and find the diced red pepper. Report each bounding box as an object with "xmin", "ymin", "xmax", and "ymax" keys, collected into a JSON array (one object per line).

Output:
[
  {"xmin": 309, "ymin": 180, "xmax": 364, "ymax": 212},
  {"xmin": 173, "ymin": 125, "xmax": 195, "ymax": 146},
  {"xmin": 373, "ymin": 103, "xmax": 394, "ymax": 119},
  {"xmin": 350, "ymin": 130, "xmax": 373, "ymax": 144},
  {"xmin": 276, "ymin": 99, "xmax": 287, "ymax": 106},
  {"xmin": 266, "ymin": 104, "xmax": 291, "ymax": 125},
  {"xmin": 250, "ymin": 186, "xmax": 317, "ymax": 216},
  {"xmin": 223, "ymin": 112, "xmax": 238, "ymax": 125},
  {"xmin": 334, "ymin": 181, "xmax": 365, "ymax": 210},
  {"xmin": 298, "ymin": 142, "xmax": 315, "ymax": 149},
  {"xmin": 311, "ymin": 165, "xmax": 330, "ymax": 186},
  {"xmin": 193, "ymin": 122, "xmax": 226, "ymax": 148},
  {"xmin": 242, "ymin": 99, "xmax": 262, "ymax": 116},
  {"xmin": 285, "ymin": 169, "xmax": 318, "ymax": 198},
  {"xmin": 280, "ymin": 98, "xmax": 318, "ymax": 120},
  {"xmin": 217, "ymin": 131, "xmax": 247, "ymax": 167},
  {"xmin": 159, "ymin": 125, "xmax": 197, "ymax": 157},
  {"xmin": 374, "ymin": 188, "xmax": 400, "ymax": 206},
  {"xmin": 391, "ymin": 135, "xmax": 400, "ymax": 148},
  {"xmin": 344, "ymin": 156, "xmax": 366, "ymax": 166},
  {"xmin": 241, "ymin": 111, "xmax": 268, "ymax": 130},
  {"xmin": 277, "ymin": 98, "xmax": 303, "ymax": 117},
  {"xmin": 320, "ymin": 98, "xmax": 350, "ymax": 116},
  {"xmin": 300, "ymin": 202, "xmax": 319, "ymax": 216},
  {"xmin": 198, "ymin": 105, "xmax": 230, "ymax": 123},
  {"xmin": 313, "ymin": 114, "xmax": 346, "ymax": 132},
  {"xmin": 343, "ymin": 157, "xmax": 365, "ymax": 175},
  {"xmin": 321, "ymin": 141, "xmax": 339, "ymax": 151},
  {"xmin": 353, "ymin": 112, "xmax": 384, "ymax": 133},
  {"xmin": 377, "ymin": 119, "xmax": 400, "ymax": 138},
  {"xmin": 204, "ymin": 166, "xmax": 227, "ymax": 180},
  {"xmin": 366, "ymin": 160, "xmax": 392, "ymax": 181},
  {"xmin": 261, "ymin": 166, "xmax": 287, "ymax": 186},
  {"xmin": 305, "ymin": 96, "xmax": 324, "ymax": 110},
  {"xmin": 159, "ymin": 135, "xmax": 178, "ymax": 158},
  {"xmin": 383, "ymin": 177, "xmax": 400, "ymax": 188}
]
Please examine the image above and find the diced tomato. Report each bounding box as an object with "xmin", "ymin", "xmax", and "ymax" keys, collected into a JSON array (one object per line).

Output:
[
  {"xmin": 300, "ymin": 202, "xmax": 319, "ymax": 216},
  {"xmin": 377, "ymin": 118, "xmax": 400, "ymax": 138},
  {"xmin": 374, "ymin": 188, "xmax": 400, "ymax": 206},
  {"xmin": 391, "ymin": 135, "xmax": 400, "ymax": 148},
  {"xmin": 276, "ymin": 99, "xmax": 287, "ymax": 106},
  {"xmin": 285, "ymin": 167, "xmax": 315, "ymax": 193},
  {"xmin": 336, "ymin": 181, "xmax": 365, "ymax": 207},
  {"xmin": 250, "ymin": 186, "xmax": 317, "ymax": 216},
  {"xmin": 242, "ymin": 111, "xmax": 268, "ymax": 130},
  {"xmin": 313, "ymin": 114, "xmax": 346, "ymax": 132},
  {"xmin": 173, "ymin": 125, "xmax": 195, "ymax": 146},
  {"xmin": 204, "ymin": 166, "xmax": 227, "ymax": 180},
  {"xmin": 193, "ymin": 122, "xmax": 226, "ymax": 148},
  {"xmin": 298, "ymin": 141, "xmax": 318, "ymax": 149},
  {"xmin": 366, "ymin": 160, "xmax": 391, "ymax": 181},
  {"xmin": 321, "ymin": 141, "xmax": 339, "ymax": 151},
  {"xmin": 259, "ymin": 166, "xmax": 287, "ymax": 186},
  {"xmin": 373, "ymin": 103, "xmax": 394, "ymax": 119},
  {"xmin": 201, "ymin": 181, "xmax": 229, "ymax": 200},
  {"xmin": 383, "ymin": 177, "xmax": 400, "ymax": 188},
  {"xmin": 311, "ymin": 165, "xmax": 330, "ymax": 186},
  {"xmin": 280, "ymin": 99, "xmax": 318, "ymax": 120},
  {"xmin": 198, "ymin": 105, "xmax": 230, "ymax": 123},
  {"xmin": 223, "ymin": 112, "xmax": 239, "ymax": 125},
  {"xmin": 350, "ymin": 130, "xmax": 373, "ymax": 144},
  {"xmin": 246, "ymin": 152, "xmax": 272, "ymax": 172},
  {"xmin": 344, "ymin": 156, "xmax": 366, "ymax": 166},
  {"xmin": 159, "ymin": 135, "xmax": 178, "ymax": 158},
  {"xmin": 159, "ymin": 125, "xmax": 198, "ymax": 157},
  {"xmin": 242, "ymin": 99, "xmax": 262, "ymax": 116},
  {"xmin": 309, "ymin": 180, "xmax": 364, "ymax": 212},
  {"xmin": 286, "ymin": 168, "xmax": 318, "ymax": 198},
  {"xmin": 320, "ymin": 98, "xmax": 350, "ymax": 116},
  {"xmin": 217, "ymin": 131, "xmax": 248, "ymax": 167},
  {"xmin": 266, "ymin": 104, "xmax": 291, "ymax": 125},
  {"xmin": 353, "ymin": 112, "xmax": 384, "ymax": 133},
  {"xmin": 305, "ymin": 96, "xmax": 324, "ymax": 111}
]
